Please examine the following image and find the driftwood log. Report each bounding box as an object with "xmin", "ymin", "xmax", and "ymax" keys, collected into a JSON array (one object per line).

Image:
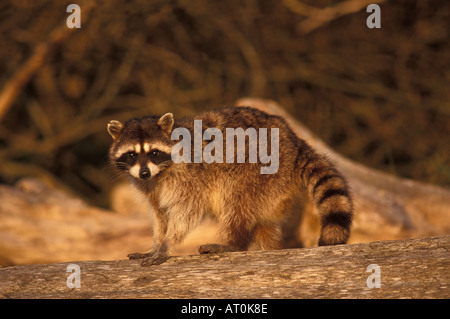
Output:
[{"xmin": 0, "ymin": 236, "xmax": 448, "ymax": 299}]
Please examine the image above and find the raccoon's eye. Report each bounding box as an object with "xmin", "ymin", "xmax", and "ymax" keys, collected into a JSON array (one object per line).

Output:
[
  {"xmin": 127, "ymin": 151, "xmax": 137, "ymax": 159},
  {"xmin": 150, "ymin": 150, "xmax": 160, "ymax": 157}
]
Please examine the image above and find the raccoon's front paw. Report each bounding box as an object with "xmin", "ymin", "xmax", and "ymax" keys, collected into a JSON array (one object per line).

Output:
[{"xmin": 141, "ymin": 252, "xmax": 170, "ymax": 266}]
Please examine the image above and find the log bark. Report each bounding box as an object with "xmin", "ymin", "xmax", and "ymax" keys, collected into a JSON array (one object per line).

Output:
[
  {"xmin": 0, "ymin": 236, "xmax": 448, "ymax": 299},
  {"xmin": 236, "ymin": 98, "xmax": 450, "ymax": 245}
]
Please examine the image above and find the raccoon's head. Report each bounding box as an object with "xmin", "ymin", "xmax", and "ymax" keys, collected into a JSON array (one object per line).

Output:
[{"xmin": 107, "ymin": 113, "xmax": 175, "ymax": 181}]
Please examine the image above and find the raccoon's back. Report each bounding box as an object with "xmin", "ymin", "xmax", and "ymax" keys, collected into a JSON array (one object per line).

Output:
[
  {"xmin": 197, "ymin": 107, "xmax": 293, "ymax": 132},
  {"xmin": 196, "ymin": 106, "xmax": 301, "ymax": 159},
  {"xmin": 182, "ymin": 106, "xmax": 302, "ymax": 190}
]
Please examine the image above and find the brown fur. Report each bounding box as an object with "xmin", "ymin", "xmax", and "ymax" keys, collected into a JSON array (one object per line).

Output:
[{"xmin": 108, "ymin": 107, "xmax": 353, "ymax": 265}]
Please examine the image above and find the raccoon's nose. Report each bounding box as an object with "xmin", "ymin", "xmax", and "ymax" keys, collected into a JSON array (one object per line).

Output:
[{"xmin": 139, "ymin": 167, "xmax": 150, "ymax": 179}]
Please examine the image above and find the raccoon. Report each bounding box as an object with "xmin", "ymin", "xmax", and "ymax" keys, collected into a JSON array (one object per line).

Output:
[{"xmin": 108, "ymin": 106, "xmax": 353, "ymax": 266}]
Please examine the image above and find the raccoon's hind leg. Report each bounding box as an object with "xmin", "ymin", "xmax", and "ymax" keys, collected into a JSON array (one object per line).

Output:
[
  {"xmin": 198, "ymin": 244, "xmax": 233, "ymax": 254},
  {"xmin": 252, "ymin": 223, "xmax": 283, "ymax": 250},
  {"xmin": 199, "ymin": 200, "xmax": 257, "ymax": 254},
  {"xmin": 128, "ymin": 252, "xmax": 151, "ymax": 259},
  {"xmin": 198, "ymin": 223, "xmax": 282, "ymax": 254},
  {"xmin": 198, "ymin": 222, "xmax": 253, "ymax": 254},
  {"xmin": 199, "ymin": 194, "xmax": 287, "ymax": 254}
]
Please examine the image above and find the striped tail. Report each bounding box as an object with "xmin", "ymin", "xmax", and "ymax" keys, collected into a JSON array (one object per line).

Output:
[{"xmin": 296, "ymin": 141, "xmax": 353, "ymax": 246}]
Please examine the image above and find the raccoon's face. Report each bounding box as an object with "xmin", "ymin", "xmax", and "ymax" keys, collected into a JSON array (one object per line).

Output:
[{"xmin": 107, "ymin": 113, "xmax": 175, "ymax": 181}]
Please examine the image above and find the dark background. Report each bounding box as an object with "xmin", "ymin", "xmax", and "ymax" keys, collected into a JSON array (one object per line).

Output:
[{"xmin": 0, "ymin": 0, "xmax": 449, "ymax": 208}]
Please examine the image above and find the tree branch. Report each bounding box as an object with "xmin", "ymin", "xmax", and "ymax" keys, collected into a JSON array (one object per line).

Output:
[{"xmin": 0, "ymin": 3, "xmax": 95, "ymax": 122}]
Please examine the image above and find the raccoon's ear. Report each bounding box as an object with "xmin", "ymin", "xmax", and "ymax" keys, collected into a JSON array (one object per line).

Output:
[
  {"xmin": 107, "ymin": 120, "xmax": 123, "ymax": 140},
  {"xmin": 157, "ymin": 113, "xmax": 174, "ymax": 135}
]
